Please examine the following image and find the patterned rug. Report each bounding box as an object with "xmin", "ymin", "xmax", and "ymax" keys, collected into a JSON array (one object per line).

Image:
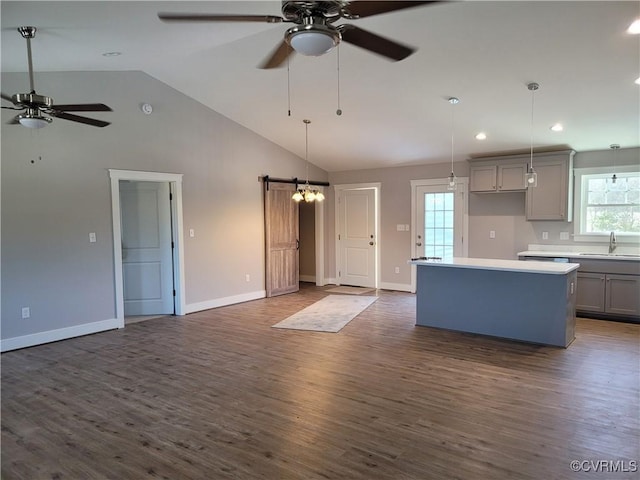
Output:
[
  {"xmin": 272, "ymin": 295, "xmax": 378, "ymax": 333},
  {"xmin": 326, "ymin": 286, "xmax": 376, "ymax": 295}
]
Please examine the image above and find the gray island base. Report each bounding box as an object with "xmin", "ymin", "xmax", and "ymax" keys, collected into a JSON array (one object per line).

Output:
[{"xmin": 410, "ymin": 258, "xmax": 580, "ymax": 348}]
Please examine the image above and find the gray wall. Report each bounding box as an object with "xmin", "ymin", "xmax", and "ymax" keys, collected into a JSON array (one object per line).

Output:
[{"xmin": 1, "ymin": 70, "xmax": 327, "ymax": 343}]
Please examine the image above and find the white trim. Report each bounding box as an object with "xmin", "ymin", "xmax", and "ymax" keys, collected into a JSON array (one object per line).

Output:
[
  {"xmin": 109, "ymin": 169, "xmax": 186, "ymax": 327},
  {"xmin": 409, "ymin": 177, "xmax": 469, "ymax": 293},
  {"xmin": 185, "ymin": 290, "xmax": 266, "ymax": 314},
  {"xmin": 573, "ymin": 166, "xmax": 640, "ymax": 243},
  {"xmin": 314, "ymin": 193, "xmax": 326, "ymax": 286},
  {"xmin": 300, "ymin": 275, "xmax": 316, "ymax": 283},
  {"xmin": 1, "ymin": 318, "xmax": 120, "ymax": 352},
  {"xmin": 333, "ymin": 183, "xmax": 381, "ymax": 288},
  {"xmin": 378, "ymin": 282, "xmax": 412, "ymax": 293}
]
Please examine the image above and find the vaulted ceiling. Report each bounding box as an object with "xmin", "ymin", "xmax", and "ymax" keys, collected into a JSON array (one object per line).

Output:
[{"xmin": 2, "ymin": 1, "xmax": 639, "ymax": 171}]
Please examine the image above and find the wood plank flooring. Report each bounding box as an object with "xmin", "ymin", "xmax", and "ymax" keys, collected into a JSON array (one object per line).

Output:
[{"xmin": 2, "ymin": 284, "xmax": 639, "ymax": 479}]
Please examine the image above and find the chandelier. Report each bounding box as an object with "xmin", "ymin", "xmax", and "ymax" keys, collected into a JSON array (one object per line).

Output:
[{"xmin": 292, "ymin": 119, "xmax": 325, "ymax": 202}]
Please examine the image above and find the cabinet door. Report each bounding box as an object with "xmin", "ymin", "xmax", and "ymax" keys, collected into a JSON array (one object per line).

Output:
[
  {"xmin": 497, "ymin": 163, "xmax": 527, "ymax": 191},
  {"xmin": 576, "ymin": 273, "xmax": 605, "ymax": 313},
  {"xmin": 606, "ymin": 274, "xmax": 640, "ymax": 316},
  {"xmin": 526, "ymin": 159, "xmax": 569, "ymax": 221},
  {"xmin": 470, "ymin": 165, "xmax": 497, "ymax": 192}
]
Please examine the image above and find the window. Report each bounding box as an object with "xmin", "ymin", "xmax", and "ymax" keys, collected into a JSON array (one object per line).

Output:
[
  {"xmin": 424, "ymin": 192, "xmax": 455, "ymax": 258},
  {"xmin": 574, "ymin": 167, "xmax": 640, "ymax": 241}
]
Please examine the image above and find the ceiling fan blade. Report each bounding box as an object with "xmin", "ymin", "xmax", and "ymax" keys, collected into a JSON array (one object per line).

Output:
[
  {"xmin": 158, "ymin": 13, "xmax": 283, "ymax": 23},
  {"xmin": 1, "ymin": 92, "xmax": 16, "ymax": 104},
  {"xmin": 345, "ymin": 1, "xmax": 439, "ymax": 18},
  {"xmin": 339, "ymin": 25, "xmax": 415, "ymax": 61},
  {"xmin": 50, "ymin": 111, "xmax": 110, "ymax": 128},
  {"xmin": 259, "ymin": 40, "xmax": 293, "ymax": 69},
  {"xmin": 52, "ymin": 103, "xmax": 112, "ymax": 112}
]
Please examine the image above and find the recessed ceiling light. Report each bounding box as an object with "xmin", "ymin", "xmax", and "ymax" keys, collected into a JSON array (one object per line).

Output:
[
  {"xmin": 475, "ymin": 132, "xmax": 487, "ymax": 140},
  {"xmin": 628, "ymin": 19, "xmax": 640, "ymax": 34},
  {"xmin": 102, "ymin": 51, "xmax": 121, "ymax": 57},
  {"xmin": 550, "ymin": 123, "xmax": 563, "ymax": 132}
]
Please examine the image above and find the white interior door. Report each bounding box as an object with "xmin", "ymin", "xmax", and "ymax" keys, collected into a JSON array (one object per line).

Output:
[
  {"xmin": 120, "ymin": 181, "xmax": 174, "ymax": 316},
  {"xmin": 337, "ymin": 187, "xmax": 377, "ymax": 288}
]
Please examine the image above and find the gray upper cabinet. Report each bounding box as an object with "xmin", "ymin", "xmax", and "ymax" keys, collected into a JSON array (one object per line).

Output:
[
  {"xmin": 469, "ymin": 161, "xmax": 527, "ymax": 192},
  {"xmin": 526, "ymin": 150, "xmax": 575, "ymax": 221}
]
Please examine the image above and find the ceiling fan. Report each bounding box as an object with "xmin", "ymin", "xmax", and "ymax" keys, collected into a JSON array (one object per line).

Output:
[
  {"xmin": 158, "ymin": 1, "xmax": 439, "ymax": 69},
  {"xmin": 1, "ymin": 26, "xmax": 112, "ymax": 128}
]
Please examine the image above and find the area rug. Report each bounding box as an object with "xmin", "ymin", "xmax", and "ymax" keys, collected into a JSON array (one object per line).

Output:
[
  {"xmin": 326, "ymin": 286, "xmax": 376, "ymax": 295},
  {"xmin": 272, "ymin": 295, "xmax": 378, "ymax": 333}
]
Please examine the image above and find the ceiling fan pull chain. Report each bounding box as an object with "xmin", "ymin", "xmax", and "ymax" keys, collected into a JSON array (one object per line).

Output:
[
  {"xmin": 287, "ymin": 49, "xmax": 292, "ymax": 117},
  {"xmin": 336, "ymin": 44, "xmax": 342, "ymax": 116}
]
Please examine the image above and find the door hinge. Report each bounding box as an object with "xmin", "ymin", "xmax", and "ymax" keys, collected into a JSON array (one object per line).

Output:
[
  {"xmin": 169, "ymin": 192, "xmax": 173, "ymax": 201},
  {"xmin": 171, "ymin": 241, "xmax": 175, "ymax": 249},
  {"xmin": 338, "ymin": 234, "xmax": 341, "ymax": 240},
  {"xmin": 173, "ymin": 289, "xmax": 176, "ymax": 297}
]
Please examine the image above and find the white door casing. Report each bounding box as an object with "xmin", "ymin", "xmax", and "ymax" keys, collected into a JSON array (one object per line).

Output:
[
  {"xmin": 120, "ymin": 181, "xmax": 174, "ymax": 316},
  {"xmin": 109, "ymin": 169, "xmax": 185, "ymax": 327},
  {"xmin": 410, "ymin": 178, "xmax": 469, "ymax": 293},
  {"xmin": 335, "ymin": 184, "xmax": 379, "ymax": 288}
]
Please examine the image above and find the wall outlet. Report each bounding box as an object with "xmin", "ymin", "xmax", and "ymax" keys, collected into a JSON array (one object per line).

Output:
[
  {"xmin": 89, "ymin": 232, "xmax": 97, "ymax": 243},
  {"xmin": 489, "ymin": 230, "xmax": 496, "ymax": 239},
  {"xmin": 542, "ymin": 231, "xmax": 549, "ymax": 240},
  {"xmin": 21, "ymin": 307, "xmax": 30, "ymax": 319},
  {"xmin": 245, "ymin": 274, "xmax": 250, "ymax": 282},
  {"xmin": 394, "ymin": 266, "xmax": 400, "ymax": 274},
  {"xmin": 189, "ymin": 228, "xmax": 195, "ymax": 238}
]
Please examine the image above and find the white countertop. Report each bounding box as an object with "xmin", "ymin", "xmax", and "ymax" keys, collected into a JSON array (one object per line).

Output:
[
  {"xmin": 409, "ymin": 257, "xmax": 580, "ymax": 275},
  {"xmin": 518, "ymin": 248, "xmax": 640, "ymax": 261}
]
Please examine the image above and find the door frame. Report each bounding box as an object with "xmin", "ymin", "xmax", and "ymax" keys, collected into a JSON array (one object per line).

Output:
[
  {"xmin": 109, "ymin": 169, "xmax": 186, "ymax": 327},
  {"xmin": 410, "ymin": 177, "xmax": 469, "ymax": 293},
  {"xmin": 333, "ymin": 183, "xmax": 380, "ymax": 288}
]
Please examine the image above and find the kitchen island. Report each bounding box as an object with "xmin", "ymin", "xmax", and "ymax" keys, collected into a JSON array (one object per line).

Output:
[{"xmin": 409, "ymin": 257, "xmax": 580, "ymax": 347}]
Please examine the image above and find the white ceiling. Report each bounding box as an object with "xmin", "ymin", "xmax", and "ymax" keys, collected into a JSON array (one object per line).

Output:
[{"xmin": 2, "ymin": 1, "xmax": 639, "ymax": 172}]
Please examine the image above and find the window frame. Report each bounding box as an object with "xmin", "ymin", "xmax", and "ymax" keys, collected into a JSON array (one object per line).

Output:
[{"xmin": 573, "ymin": 166, "xmax": 640, "ymax": 243}]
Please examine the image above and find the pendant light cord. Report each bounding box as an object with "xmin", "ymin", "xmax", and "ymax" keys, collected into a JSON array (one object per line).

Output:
[{"xmin": 528, "ymin": 83, "xmax": 539, "ymax": 171}]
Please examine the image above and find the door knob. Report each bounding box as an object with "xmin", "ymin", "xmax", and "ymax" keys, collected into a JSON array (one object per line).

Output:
[
  {"xmin": 416, "ymin": 242, "xmax": 422, "ymax": 246},
  {"xmin": 369, "ymin": 241, "xmax": 374, "ymax": 246}
]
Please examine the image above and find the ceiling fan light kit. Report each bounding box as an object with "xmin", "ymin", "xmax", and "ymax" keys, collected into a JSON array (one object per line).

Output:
[{"xmin": 286, "ymin": 23, "xmax": 340, "ymax": 56}]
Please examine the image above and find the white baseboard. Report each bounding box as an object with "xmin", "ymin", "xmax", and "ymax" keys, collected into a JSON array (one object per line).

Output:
[
  {"xmin": 299, "ymin": 275, "xmax": 316, "ymax": 283},
  {"xmin": 378, "ymin": 281, "xmax": 413, "ymax": 293},
  {"xmin": 185, "ymin": 290, "xmax": 266, "ymax": 314},
  {"xmin": 1, "ymin": 317, "xmax": 121, "ymax": 353}
]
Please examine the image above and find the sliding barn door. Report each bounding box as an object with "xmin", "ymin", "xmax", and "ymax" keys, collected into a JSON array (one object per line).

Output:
[{"xmin": 265, "ymin": 182, "xmax": 299, "ymax": 297}]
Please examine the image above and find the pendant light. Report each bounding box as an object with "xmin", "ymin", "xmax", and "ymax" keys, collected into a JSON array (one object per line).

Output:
[
  {"xmin": 526, "ymin": 82, "xmax": 539, "ymax": 187},
  {"xmin": 447, "ymin": 97, "xmax": 459, "ymax": 191},
  {"xmin": 292, "ymin": 119, "xmax": 325, "ymax": 203},
  {"xmin": 610, "ymin": 143, "xmax": 620, "ymax": 184}
]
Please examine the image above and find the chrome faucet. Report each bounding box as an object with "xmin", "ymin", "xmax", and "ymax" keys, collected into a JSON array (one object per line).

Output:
[{"xmin": 609, "ymin": 231, "xmax": 617, "ymax": 254}]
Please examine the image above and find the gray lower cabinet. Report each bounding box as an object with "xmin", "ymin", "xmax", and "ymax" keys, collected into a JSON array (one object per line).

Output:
[
  {"xmin": 574, "ymin": 263, "xmax": 640, "ymax": 318},
  {"xmin": 606, "ymin": 274, "xmax": 640, "ymax": 316},
  {"xmin": 576, "ymin": 273, "xmax": 606, "ymax": 312}
]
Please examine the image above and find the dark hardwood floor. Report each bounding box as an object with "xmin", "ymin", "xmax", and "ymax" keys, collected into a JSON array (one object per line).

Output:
[{"xmin": 2, "ymin": 284, "xmax": 639, "ymax": 479}]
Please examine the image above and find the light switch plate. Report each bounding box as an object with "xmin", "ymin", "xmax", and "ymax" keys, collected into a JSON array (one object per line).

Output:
[
  {"xmin": 489, "ymin": 230, "xmax": 496, "ymax": 239},
  {"xmin": 560, "ymin": 232, "xmax": 570, "ymax": 240},
  {"xmin": 89, "ymin": 232, "xmax": 96, "ymax": 243}
]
